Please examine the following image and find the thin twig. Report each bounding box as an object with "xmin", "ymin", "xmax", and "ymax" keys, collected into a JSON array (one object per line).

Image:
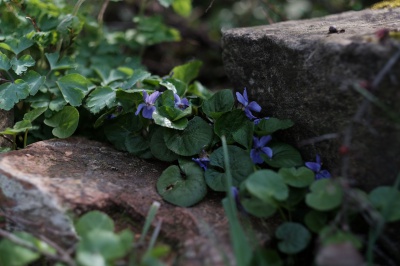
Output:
[
  {"xmin": 97, "ymin": 0, "xmax": 110, "ymax": 25},
  {"xmin": 0, "ymin": 228, "xmax": 76, "ymax": 266},
  {"xmin": 205, "ymin": 0, "xmax": 215, "ymax": 13},
  {"xmin": 298, "ymin": 133, "xmax": 339, "ymax": 147}
]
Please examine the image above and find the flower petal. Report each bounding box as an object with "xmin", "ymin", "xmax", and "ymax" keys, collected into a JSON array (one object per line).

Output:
[
  {"xmin": 142, "ymin": 106, "xmax": 156, "ymax": 119},
  {"xmin": 148, "ymin": 91, "xmax": 161, "ymax": 104},
  {"xmin": 244, "ymin": 108, "xmax": 257, "ymax": 119},
  {"xmin": 261, "ymin": 147, "xmax": 273, "ymax": 159},
  {"xmin": 252, "ymin": 136, "xmax": 261, "ymax": 148},
  {"xmin": 135, "ymin": 103, "xmax": 146, "ymax": 116},
  {"xmin": 142, "ymin": 90, "xmax": 149, "ymax": 101},
  {"xmin": 315, "ymin": 154, "xmax": 321, "ymax": 165},
  {"xmin": 316, "ymin": 170, "xmax": 331, "ymax": 180},
  {"xmin": 250, "ymin": 149, "xmax": 264, "ymax": 164},
  {"xmin": 236, "ymin": 91, "xmax": 247, "ymax": 106},
  {"xmin": 247, "ymin": 101, "xmax": 261, "ymax": 113},
  {"xmin": 305, "ymin": 162, "xmax": 321, "ymax": 173},
  {"xmin": 259, "ymin": 135, "xmax": 272, "ymax": 147}
]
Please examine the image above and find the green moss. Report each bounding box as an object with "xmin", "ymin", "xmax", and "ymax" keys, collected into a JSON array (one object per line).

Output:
[{"xmin": 371, "ymin": 0, "xmax": 400, "ymax": 9}]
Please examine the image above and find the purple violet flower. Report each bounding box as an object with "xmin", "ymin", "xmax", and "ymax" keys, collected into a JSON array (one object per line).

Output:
[
  {"xmin": 236, "ymin": 88, "xmax": 262, "ymax": 119},
  {"xmin": 230, "ymin": 186, "xmax": 246, "ymax": 213},
  {"xmin": 174, "ymin": 94, "xmax": 190, "ymax": 110},
  {"xmin": 192, "ymin": 157, "xmax": 210, "ymax": 171},
  {"xmin": 135, "ymin": 90, "xmax": 161, "ymax": 119},
  {"xmin": 250, "ymin": 135, "xmax": 273, "ymax": 164},
  {"xmin": 305, "ymin": 155, "xmax": 331, "ymax": 180},
  {"xmin": 254, "ymin": 117, "xmax": 270, "ymax": 125}
]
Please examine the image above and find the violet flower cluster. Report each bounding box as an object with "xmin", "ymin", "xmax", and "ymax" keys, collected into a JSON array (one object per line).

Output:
[
  {"xmin": 305, "ymin": 155, "xmax": 331, "ymax": 180},
  {"xmin": 251, "ymin": 135, "xmax": 273, "ymax": 164}
]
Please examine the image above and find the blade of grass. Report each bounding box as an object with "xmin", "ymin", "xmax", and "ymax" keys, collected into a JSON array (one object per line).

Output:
[
  {"xmin": 221, "ymin": 136, "xmax": 252, "ymax": 266},
  {"xmin": 140, "ymin": 201, "xmax": 161, "ymax": 243}
]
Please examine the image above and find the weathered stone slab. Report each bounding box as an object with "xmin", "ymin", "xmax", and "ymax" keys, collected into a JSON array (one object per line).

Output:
[
  {"xmin": 0, "ymin": 137, "xmax": 246, "ymax": 265},
  {"xmin": 0, "ymin": 110, "xmax": 13, "ymax": 149},
  {"xmin": 222, "ymin": 8, "xmax": 400, "ymax": 190}
]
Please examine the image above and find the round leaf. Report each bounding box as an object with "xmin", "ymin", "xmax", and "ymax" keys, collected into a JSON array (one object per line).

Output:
[
  {"xmin": 125, "ymin": 134, "xmax": 150, "ymax": 155},
  {"xmin": 245, "ymin": 170, "xmax": 289, "ymax": 202},
  {"xmin": 276, "ymin": 222, "xmax": 311, "ymax": 254},
  {"xmin": 44, "ymin": 106, "xmax": 79, "ymax": 138},
  {"xmin": 304, "ymin": 210, "xmax": 328, "ymax": 233},
  {"xmin": 240, "ymin": 184, "xmax": 277, "ymax": 218},
  {"xmin": 75, "ymin": 211, "xmax": 115, "ymax": 237},
  {"xmin": 279, "ymin": 167, "xmax": 314, "ymax": 188},
  {"xmin": 205, "ymin": 145, "xmax": 253, "ymax": 191},
  {"xmin": 202, "ymin": 89, "xmax": 234, "ymax": 119},
  {"xmin": 319, "ymin": 226, "xmax": 362, "ymax": 249},
  {"xmin": 264, "ymin": 142, "xmax": 303, "ymax": 168},
  {"xmin": 150, "ymin": 127, "xmax": 179, "ymax": 162},
  {"xmin": 255, "ymin": 117, "xmax": 294, "ymax": 135},
  {"xmin": 103, "ymin": 114, "xmax": 142, "ymax": 151},
  {"xmin": 214, "ymin": 109, "xmax": 249, "ymax": 144},
  {"xmin": 156, "ymin": 161, "xmax": 207, "ymax": 207},
  {"xmin": 306, "ymin": 179, "xmax": 343, "ymax": 211},
  {"xmin": 164, "ymin": 116, "xmax": 213, "ymax": 156},
  {"xmin": 369, "ymin": 186, "xmax": 400, "ymax": 222}
]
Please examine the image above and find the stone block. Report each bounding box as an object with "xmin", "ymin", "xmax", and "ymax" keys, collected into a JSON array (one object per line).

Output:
[{"xmin": 222, "ymin": 8, "xmax": 400, "ymax": 190}]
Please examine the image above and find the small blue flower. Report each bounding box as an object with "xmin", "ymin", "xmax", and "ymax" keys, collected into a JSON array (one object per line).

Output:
[
  {"xmin": 254, "ymin": 117, "xmax": 270, "ymax": 125},
  {"xmin": 135, "ymin": 90, "xmax": 161, "ymax": 119},
  {"xmin": 250, "ymin": 135, "xmax": 273, "ymax": 164},
  {"xmin": 174, "ymin": 94, "xmax": 190, "ymax": 110},
  {"xmin": 230, "ymin": 186, "xmax": 246, "ymax": 213},
  {"xmin": 305, "ymin": 155, "xmax": 331, "ymax": 180},
  {"xmin": 236, "ymin": 88, "xmax": 261, "ymax": 119},
  {"xmin": 192, "ymin": 157, "xmax": 210, "ymax": 171}
]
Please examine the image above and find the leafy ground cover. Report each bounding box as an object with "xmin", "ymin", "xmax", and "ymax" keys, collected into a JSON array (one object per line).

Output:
[{"xmin": 0, "ymin": 0, "xmax": 399, "ymax": 265}]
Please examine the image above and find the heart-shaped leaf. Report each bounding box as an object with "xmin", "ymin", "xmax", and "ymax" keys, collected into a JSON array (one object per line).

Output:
[
  {"xmin": 255, "ymin": 117, "xmax": 294, "ymax": 135},
  {"xmin": 304, "ymin": 210, "xmax": 328, "ymax": 233},
  {"xmin": 279, "ymin": 167, "xmax": 314, "ymax": 188},
  {"xmin": 44, "ymin": 106, "xmax": 79, "ymax": 138},
  {"xmin": 369, "ymin": 186, "xmax": 400, "ymax": 222},
  {"xmin": 240, "ymin": 184, "xmax": 278, "ymax": 218},
  {"xmin": 150, "ymin": 127, "xmax": 179, "ymax": 162},
  {"xmin": 245, "ymin": 170, "xmax": 289, "ymax": 202},
  {"xmin": 153, "ymin": 110, "xmax": 188, "ymax": 130},
  {"xmin": 171, "ymin": 60, "xmax": 202, "ymax": 84},
  {"xmin": 22, "ymin": 71, "xmax": 46, "ymax": 96},
  {"xmin": 276, "ymin": 222, "xmax": 311, "ymax": 254},
  {"xmin": 156, "ymin": 160, "xmax": 207, "ymax": 207},
  {"xmin": 160, "ymin": 78, "xmax": 187, "ymax": 96},
  {"xmin": 164, "ymin": 116, "xmax": 213, "ymax": 156},
  {"xmin": 75, "ymin": 211, "xmax": 115, "ymax": 237},
  {"xmin": 264, "ymin": 142, "xmax": 303, "ymax": 168},
  {"xmin": 202, "ymin": 89, "xmax": 234, "ymax": 119},
  {"xmin": 121, "ymin": 69, "xmax": 151, "ymax": 90},
  {"xmin": 306, "ymin": 179, "xmax": 343, "ymax": 211},
  {"xmin": 214, "ymin": 109, "xmax": 250, "ymax": 144}
]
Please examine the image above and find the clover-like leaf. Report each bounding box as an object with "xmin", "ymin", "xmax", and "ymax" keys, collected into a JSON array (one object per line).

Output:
[
  {"xmin": 121, "ymin": 69, "xmax": 151, "ymax": 90},
  {"xmin": 305, "ymin": 179, "xmax": 343, "ymax": 211},
  {"xmin": 86, "ymin": 86, "xmax": 116, "ymax": 114},
  {"xmin": 11, "ymin": 55, "xmax": 35, "ymax": 75},
  {"xmin": 264, "ymin": 142, "xmax": 303, "ymax": 168},
  {"xmin": 245, "ymin": 170, "xmax": 289, "ymax": 202},
  {"xmin": 164, "ymin": 116, "xmax": 213, "ymax": 156},
  {"xmin": 56, "ymin": 73, "xmax": 91, "ymax": 106},
  {"xmin": 0, "ymin": 107, "xmax": 47, "ymax": 135},
  {"xmin": 44, "ymin": 106, "xmax": 79, "ymax": 138},
  {"xmin": 276, "ymin": 222, "xmax": 311, "ymax": 254},
  {"xmin": 255, "ymin": 118, "xmax": 294, "ymax": 135},
  {"xmin": 205, "ymin": 145, "xmax": 253, "ymax": 191},
  {"xmin": 369, "ymin": 186, "xmax": 400, "ymax": 222},
  {"xmin": 75, "ymin": 211, "xmax": 115, "ymax": 237},
  {"xmin": 45, "ymin": 52, "xmax": 76, "ymax": 71},
  {"xmin": 22, "ymin": 71, "xmax": 46, "ymax": 96},
  {"xmin": 171, "ymin": 60, "xmax": 202, "ymax": 84},
  {"xmin": 94, "ymin": 67, "xmax": 128, "ymax": 86},
  {"xmin": 214, "ymin": 109, "xmax": 250, "ymax": 144},
  {"xmin": 279, "ymin": 167, "xmax": 314, "ymax": 188},
  {"xmin": 150, "ymin": 127, "xmax": 179, "ymax": 162},
  {"xmin": 156, "ymin": 160, "xmax": 207, "ymax": 207},
  {"xmin": 0, "ymin": 79, "xmax": 30, "ymax": 110},
  {"xmin": 0, "ymin": 37, "xmax": 34, "ymax": 55},
  {"xmin": 202, "ymin": 89, "xmax": 234, "ymax": 119}
]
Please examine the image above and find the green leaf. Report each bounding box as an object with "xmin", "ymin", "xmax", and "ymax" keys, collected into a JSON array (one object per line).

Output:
[
  {"xmin": 172, "ymin": 0, "xmax": 192, "ymax": 17},
  {"xmin": 245, "ymin": 170, "xmax": 289, "ymax": 201},
  {"xmin": 255, "ymin": 118, "xmax": 294, "ymax": 135},
  {"xmin": 205, "ymin": 145, "xmax": 253, "ymax": 191},
  {"xmin": 0, "ymin": 37, "xmax": 34, "ymax": 55},
  {"xmin": 23, "ymin": 107, "xmax": 47, "ymax": 122},
  {"xmin": 164, "ymin": 116, "xmax": 213, "ymax": 156},
  {"xmin": 214, "ymin": 109, "xmax": 250, "ymax": 144},
  {"xmin": 160, "ymin": 78, "xmax": 187, "ymax": 96},
  {"xmin": 22, "ymin": 71, "xmax": 46, "ymax": 96},
  {"xmin": 77, "ymin": 252, "xmax": 106, "ymax": 266},
  {"xmin": 57, "ymin": 14, "xmax": 82, "ymax": 36},
  {"xmin": 94, "ymin": 67, "xmax": 128, "ymax": 86},
  {"xmin": 305, "ymin": 179, "xmax": 343, "ymax": 211},
  {"xmin": 369, "ymin": 186, "xmax": 400, "ymax": 222},
  {"xmin": 232, "ymin": 120, "xmax": 254, "ymax": 149},
  {"xmin": 0, "ymin": 120, "xmax": 32, "ymax": 135},
  {"xmin": 275, "ymin": 222, "xmax": 311, "ymax": 254},
  {"xmin": 121, "ymin": 69, "xmax": 151, "ymax": 90},
  {"xmin": 156, "ymin": 160, "xmax": 207, "ymax": 207},
  {"xmin": 304, "ymin": 210, "xmax": 328, "ymax": 233},
  {"xmin": 319, "ymin": 226, "xmax": 363, "ymax": 249},
  {"xmin": 153, "ymin": 110, "xmax": 188, "ymax": 130},
  {"xmin": 44, "ymin": 106, "xmax": 79, "ymax": 138},
  {"xmin": 240, "ymin": 184, "xmax": 277, "ymax": 218},
  {"xmin": 0, "ymin": 52, "xmax": 11, "ymax": 70},
  {"xmin": 103, "ymin": 114, "xmax": 142, "ymax": 151},
  {"xmin": 0, "ymin": 79, "xmax": 30, "ymax": 110},
  {"xmin": 135, "ymin": 16, "xmax": 181, "ymax": 46},
  {"xmin": 264, "ymin": 142, "xmax": 303, "ymax": 168},
  {"xmin": 279, "ymin": 167, "xmax": 314, "ymax": 188},
  {"xmin": 45, "ymin": 52, "xmax": 76, "ymax": 71},
  {"xmin": 188, "ymin": 81, "xmax": 213, "ymax": 99},
  {"xmin": 250, "ymin": 249, "xmax": 283, "ymax": 266},
  {"xmin": 158, "ymin": 0, "xmax": 174, "ymax": 7},
  {"xmin": 150, "ymin": 127, "xmax": 179, "ymax": 162},
  {"xmin": 125, "ymin": 134, "xmax": 150, "ymax": 156},
  {"xmin": 75, "ymin": 211, "xmax": 115, "ymax": 237},
  {"xmin": 202, "ymin": 89, "xmax": 234, "ymax": 119},
  {"xmin": 86, "ymin": 86, "xmax": 116, "ymax": 114},
  {"xmin": 56, "ymin": 73, "xmax": 90, "ymax": 106},
  {"xmin": 11, "ymin": 55, "xmax": 35, "ymax": 75},
  {"xmin": 171, "ymin": 60, "xmax": 202, "ymax": 84}
]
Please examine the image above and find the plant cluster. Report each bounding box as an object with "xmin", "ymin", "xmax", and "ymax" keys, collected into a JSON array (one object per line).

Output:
[{"xmin": 0, "ymin": 1, "xmax": 400, "ymax": 266}]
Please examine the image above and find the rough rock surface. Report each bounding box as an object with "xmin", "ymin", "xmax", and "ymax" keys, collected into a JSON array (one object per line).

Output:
[
  {"xmin": 0, "ymin": 110, "xmax": 13, "ymax": 149},
  {"xmin": 222, "ymin": 8, "xmax": 400, "ymax": 190},
  {"xmin": 0, "ymin": 137, "xmax": 270, "ymax": 265}
]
